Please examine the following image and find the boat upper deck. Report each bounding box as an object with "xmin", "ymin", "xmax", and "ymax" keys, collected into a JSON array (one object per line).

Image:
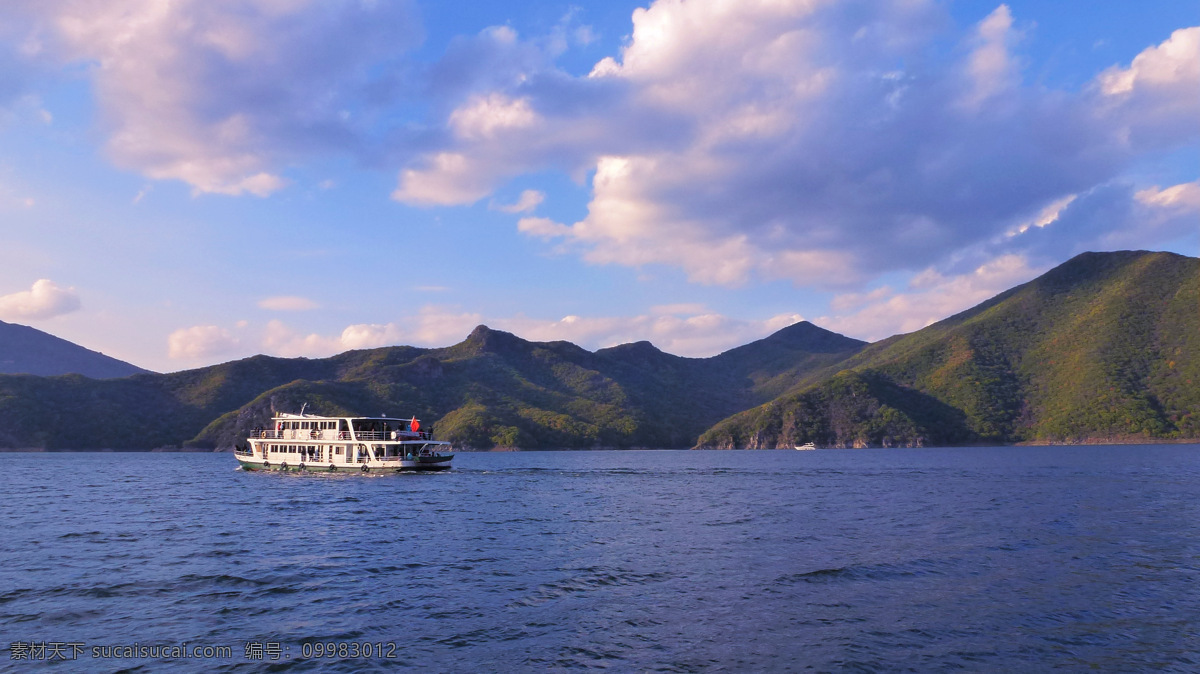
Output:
[{"xmin": 250, "ymin": 413, "xmax": 443, "ymax": 443}]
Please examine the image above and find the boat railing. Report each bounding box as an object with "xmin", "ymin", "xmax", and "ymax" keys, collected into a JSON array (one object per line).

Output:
[
  {"xmin": 251, "ymin": 429, "xmax": 355, "ymax": 441},
  {"xmin": 354, "ymin": 430, "xmax": 434, "ymax": 441},
  {"xmin": 249, "ymin": 428, "xmax": 433, "ymax": 441}
]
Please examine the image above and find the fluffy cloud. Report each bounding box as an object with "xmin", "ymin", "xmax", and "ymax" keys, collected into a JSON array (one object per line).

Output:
[
  {"xmin": 12, "ymin": 0, "xmax": 421, "ymax": 196},
  {"xmin": 1002, "ymin": 179, "xmax": 1200, "ymax": 261},
  {"xmin": 391, "ymin": 153, "xmax": 499, "ymax": 206},
  {"xmin": 261, "ymin": 308, "xmax": 484, "ymax": 358},
  {"xmin": 959, "ymin": 5, "xmax": 1020, "ymax": 110},
  {"xmin": 395, "ymin": 1, "xmax": 1197, "ymax": 289},
  {"xmin": 493, "ymin": 189, "xmax": 545, "ymax": 214},
  {"xmin": 261, "ymin": 320, "xmax": 342, "ymax": 358},
  {"xmin": 1096, "ymin": 26, "xmax": 1200, "ymax": 149},
  {"xmin": 821, "ymin": 255, "xmax": 1043, "ymax": 341},
  {"xmin": 167, "ymin": 325, "xmax": 239, "ymax": 360},
  {"xmin": 0, "ymin": 279, "xmax": 81, "ymax": 320}
]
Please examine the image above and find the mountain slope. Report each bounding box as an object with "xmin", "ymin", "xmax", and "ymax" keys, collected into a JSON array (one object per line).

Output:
[
  {"xmin": 0, "ymin": 320, "xmax": 150, "ymax": 378},
  {"xmin": 698, "ymin": 250, "xmax": 1200, "ymax": 448}
]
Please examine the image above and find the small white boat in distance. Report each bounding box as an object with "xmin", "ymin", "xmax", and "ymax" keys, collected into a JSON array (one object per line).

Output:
[
  {"xmin": 233, "ymin": 411, "xmax": 453, "ymax": 473},
  {"xmin": 794, "ymin": 442, "xmax": 816, "ymax": 450}
]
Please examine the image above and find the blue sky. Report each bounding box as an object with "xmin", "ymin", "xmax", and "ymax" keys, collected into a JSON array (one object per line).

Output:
[{"xmin": 0, "ymin": 0, "xmax": 1196, "ymax": 373}]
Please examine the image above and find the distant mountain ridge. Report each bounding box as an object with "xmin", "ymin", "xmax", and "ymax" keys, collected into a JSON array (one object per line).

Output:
[
  {"xmin": 0, "ymin": 320, "xmax": 150, "ymax": 379},
  {"xmin": 0, "ymin": 319, "xmax": 863, "ymax": 450},
  {"xmin": 0, "ymin": 250, "xmax": 1195, "ymax": 450}
]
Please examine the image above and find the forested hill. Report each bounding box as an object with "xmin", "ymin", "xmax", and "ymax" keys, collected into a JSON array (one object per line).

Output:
[
  {"xmin": 0, "ymin": 320, "xmax": 150, "ymax": 379},
  {"xmin": 698, "ymin": 250, "xmax": 1200, "ymax": 448},
  {"xmin": 0, "ymin": 320, "xmax": 863, "ymax": 450}
]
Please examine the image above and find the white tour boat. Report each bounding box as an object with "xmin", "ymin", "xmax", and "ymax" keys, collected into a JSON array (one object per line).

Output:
[
  {"xmin": 794, "ymin": 442, "xmax": 816, "ymax": 450},
  {"xmin": 233, "ymin": 411, "xmax": 453, "ymax": 473}
]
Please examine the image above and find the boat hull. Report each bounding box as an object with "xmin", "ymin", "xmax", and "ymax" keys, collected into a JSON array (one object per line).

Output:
[{"xmin": 235, "ymin": 456, "xmax": 453, "ymax": 473}]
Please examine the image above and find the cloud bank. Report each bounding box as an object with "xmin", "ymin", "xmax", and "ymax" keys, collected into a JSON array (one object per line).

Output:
[
  {"xmin": 9, "ymin": 1, "xmax": 1194, "ymax": 280},
  {"xmin": 9, "ymin": 0, "xmax": 422, "ymax": 196},
  {"xmin": 397, "ymin": 3, "xmax": 1197, "ymax": 289},
  {"xmin": 177, "ymin": 305, "xmax": 805, "ymax": 362}
]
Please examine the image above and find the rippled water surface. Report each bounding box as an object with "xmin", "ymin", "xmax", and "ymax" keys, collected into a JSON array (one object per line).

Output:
[{"xmin": 3, "ymin": 447, "xmax": 1200, "ymax": 671}]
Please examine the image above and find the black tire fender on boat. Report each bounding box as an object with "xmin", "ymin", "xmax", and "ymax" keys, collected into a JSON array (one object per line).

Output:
[
  {"xmin": 299, "ymin": 463, "xmax": 306, "ymax": 471},
  {"xmin": 263, "ymin": 460, "xmax": 270, "ymax": 469},
  {"xmin": 361, "ymin": 464, "xmax": 370, "ymax": 473},
  {"xmin": 328, "ymin": 464, "xmax": 336, "ymax": 472},
  {"xmin": 280, "ymin": 461, "xmax": 288, "ymax": 471}
]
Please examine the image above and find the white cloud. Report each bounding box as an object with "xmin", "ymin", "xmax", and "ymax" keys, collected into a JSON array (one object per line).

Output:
[
  {"xmin": 821, "ymin": 255, "xmax": 1044, "ymax": 341},
  {"xmin": 1096, "ymin": 26, "xmax": 1200, "ymax": 150},
  {"xmin": 392, "ymin": 1, "xmax": 1197, "ymax": 294},
  {"xmin": 167, "ymin": 325, "xmax": 239, "ymax": 360},
  {"xmin": 407, "ymin": 307, "xmax": 486, "ymax": 346},
  {"xmin": 959, "ymin": 4, "xmax": 1020, "ymax": 110},
  {"xmin": 449, "ymin": 93, "xmax": 539, "ymax": 140},
  {"xmin": 14, "ymin": 0, "xmax": 421, "ymax": 197},
  {"xmin": 259, "ymin": 308, "xmax": 484, "ymax": 358},
  {"xmin": 258, "ymin": 296, "xmax": 319, "ymax": 311},
  {"xmin": 1098, "ymin": 27, "xmax": 1199, "ymax": 97},
  {"xmin": 517, "ymin": 215, "xmax": 572, "ymax": 238},
  {"xmin": 339, "ymin": 323, "xmax": 406, "ymax": 350},
  {"xmin": 1001, "ymin": 179, "xmax": 1200, "ymax": 260},
  {"xmin": 261, "ymin": 320, "xmax": 342, "ymax": 358},
  {"xmin": 391, "ymin": 153, "xmax": 497, "ymax": 206},
  {"xmin": 1135, "ymin": 180, "xmax": 1200, "ymax": 212},
  {"xmin": 493, "ymin": 189, "xmax": 545, "ymax": 213},
  {"xmin": 0, "ymin": 279, "xmax": 81, "ymax": 320}
]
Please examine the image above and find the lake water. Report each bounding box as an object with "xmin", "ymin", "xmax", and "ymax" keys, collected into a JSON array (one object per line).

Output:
[{"xmin": 3, "ymin": 446, "xmax": 1199, "ymax": 671}]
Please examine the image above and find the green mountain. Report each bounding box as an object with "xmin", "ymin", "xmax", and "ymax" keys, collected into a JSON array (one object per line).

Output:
[
  {"xmin": 0, "ymin": 321, "xmax": 863, "ymax": 450},
  {"xmin": 698, "ymin": 250, "xmax": 1200, "ymax": 448},
  {"xmin": 0, "ymin": 320, "xmax": 151, "ymax": 378}
]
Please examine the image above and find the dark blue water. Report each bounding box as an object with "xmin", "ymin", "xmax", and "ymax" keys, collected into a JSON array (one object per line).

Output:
[{"xmin": 3, "ymin": 447, "xmax": 1200, "ymax": 671}]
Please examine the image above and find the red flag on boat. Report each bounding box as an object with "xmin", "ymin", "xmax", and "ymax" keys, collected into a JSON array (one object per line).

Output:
[{"xmin": 411, "ymin": 416, "xmax": 420, "ymax": 432}]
